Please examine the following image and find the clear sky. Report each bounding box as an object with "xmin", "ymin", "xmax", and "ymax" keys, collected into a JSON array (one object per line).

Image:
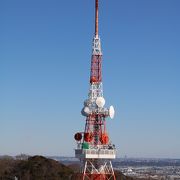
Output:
[{"xmin": 0, "ymin": 0, "xmax": 180, "ymax": 158}]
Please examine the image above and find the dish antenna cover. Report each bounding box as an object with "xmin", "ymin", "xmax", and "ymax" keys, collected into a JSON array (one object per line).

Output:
[
  {"xmin": 81, "ymin": 107, "xmax": 90, "ymax": 116},
  {"xmin": 84, "ymin": 107, "xmax": 90, "ymax": 114},
  {"xmin": 109, "ymin": 106, "xmax": 115, "ymax": 119},
  {"xmin": 96, "ymin": 97, "xmax": 105, "ymax": 108}
]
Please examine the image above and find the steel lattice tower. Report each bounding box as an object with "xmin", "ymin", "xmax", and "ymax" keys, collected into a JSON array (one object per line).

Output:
[{"xmin": 74, "ymin": 1, "xmax": 116, "ymax": 179}]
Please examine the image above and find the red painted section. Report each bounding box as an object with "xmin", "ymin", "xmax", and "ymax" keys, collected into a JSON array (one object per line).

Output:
[
  {"xmin": 90, "ymin": 55, "xmax": 102, "ymax": 84},
  {"xmin": 100, "ymin": 133, "xmax": 109, "ymax": 145},
  {"xmin": 84, "ymin": 132, "xmax": 93, "ymax": 142}
]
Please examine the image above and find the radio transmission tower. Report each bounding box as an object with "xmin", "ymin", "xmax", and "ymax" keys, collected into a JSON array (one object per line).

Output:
[{"xmin": 74, "ymin": 1, "xmax": 116, "ymax": 179}]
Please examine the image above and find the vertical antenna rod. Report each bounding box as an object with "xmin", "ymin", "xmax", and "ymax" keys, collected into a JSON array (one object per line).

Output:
[{"xmin": 95, "ymin": 0, "xmax": 99, "ymax": 36}]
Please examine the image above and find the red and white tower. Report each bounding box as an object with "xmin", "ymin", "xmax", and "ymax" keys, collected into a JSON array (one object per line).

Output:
[{"xmin": 74, "ymin": 1, "xmax": 116, "ymax": 179}]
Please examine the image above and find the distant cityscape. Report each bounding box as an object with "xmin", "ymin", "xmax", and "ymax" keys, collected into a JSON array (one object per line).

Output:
[
  {"xmin": 54, "ymin": 156, "xmax": 180, "ymax": 180},
  {"xmin": 114, "ymin": 158, "xmax": 180, "ymax": 179}
]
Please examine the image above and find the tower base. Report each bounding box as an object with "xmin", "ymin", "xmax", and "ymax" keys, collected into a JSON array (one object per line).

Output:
[{"xmin": 80, "ymin": 159, "xmax": 116, "ymax": 180}]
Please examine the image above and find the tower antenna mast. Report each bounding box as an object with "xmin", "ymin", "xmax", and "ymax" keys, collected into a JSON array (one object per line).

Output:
[{"xmin": 95, "ymin": 0, "xmax": 99, "ymax": 36}]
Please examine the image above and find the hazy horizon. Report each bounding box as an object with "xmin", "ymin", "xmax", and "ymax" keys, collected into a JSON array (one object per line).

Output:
[{"xmin": 0, "ymin": 153, "xmax": 180, "ymax": 160}]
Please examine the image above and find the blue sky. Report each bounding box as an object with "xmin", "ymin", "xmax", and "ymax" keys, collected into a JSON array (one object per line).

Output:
[{"xmin": 0, "ymin": 0, "xmax": 180, "ymax": 158}]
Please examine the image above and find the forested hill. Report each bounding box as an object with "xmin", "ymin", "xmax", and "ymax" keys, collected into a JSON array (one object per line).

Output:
[{"xmin": 0, "ymin": 155, "xmax": 134, "ymax": 180}]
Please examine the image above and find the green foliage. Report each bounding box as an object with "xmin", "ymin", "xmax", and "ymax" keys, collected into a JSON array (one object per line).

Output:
[{"xmin": 0, "ymin": 155, "xmax": 74, "ymax": 180}]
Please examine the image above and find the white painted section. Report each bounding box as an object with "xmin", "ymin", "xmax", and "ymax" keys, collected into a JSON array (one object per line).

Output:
[{"xmin": 75, "ymin": 149, "xmax": 116, "ymax": 159}]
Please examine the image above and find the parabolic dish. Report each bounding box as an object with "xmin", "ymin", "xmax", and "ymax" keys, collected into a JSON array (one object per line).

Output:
[
  {"xmin": 81, "ymin": 107, "xmax": 90, "ymax": 116},
  {"xmin": 81, "ymin": 108, "xmax": 86, "ymax": 116},
  {"xmin": 109, "ymin": 105, "xmax": 115, "ymax": 119},
  {"xmin": 84, "ymin": 106, "xmax": 90, "ymax": 114},
  {"xmin": 96, "ymin": 97, "xmax": 105, "ymax": 108}
]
